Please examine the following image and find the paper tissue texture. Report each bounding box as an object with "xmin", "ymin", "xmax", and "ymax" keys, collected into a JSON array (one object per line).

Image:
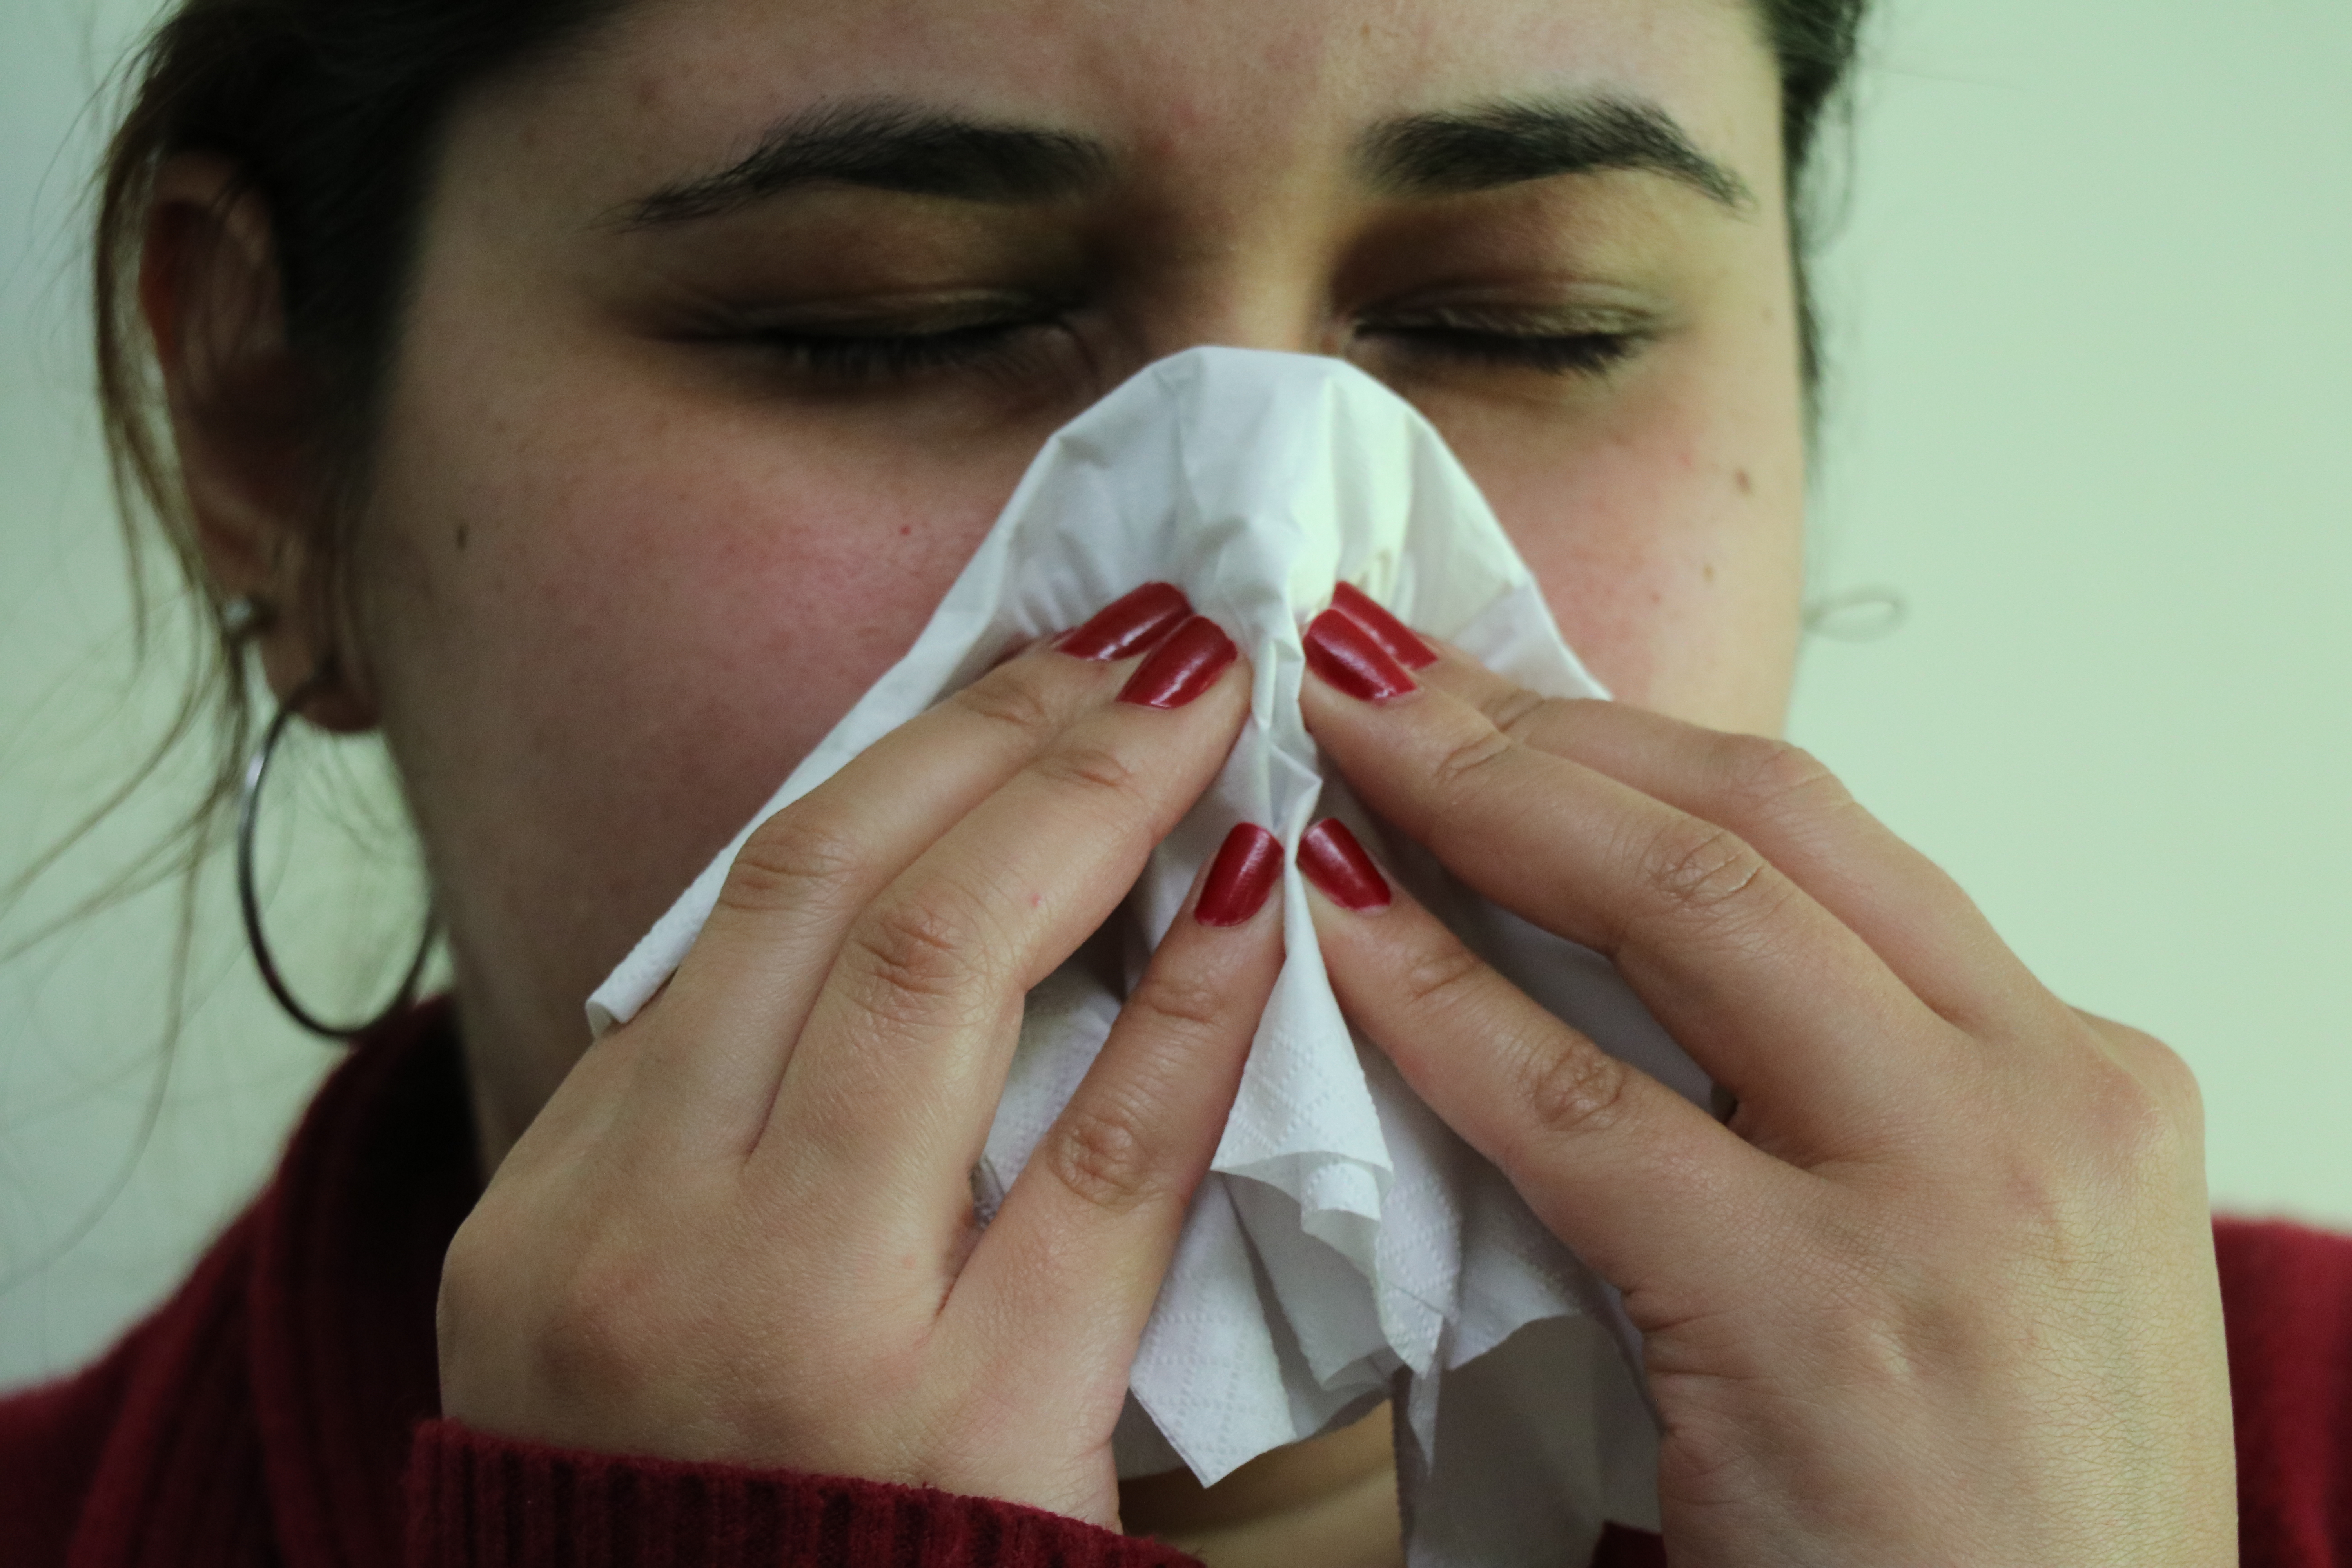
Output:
[{"xmin": 589, "ymin": 347, "xmax": 1711, "ymax": 1566}]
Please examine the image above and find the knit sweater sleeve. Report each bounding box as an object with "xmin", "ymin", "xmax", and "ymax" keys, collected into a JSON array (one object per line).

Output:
[
  {"xmin": 405, "ymin": 1419, "xmax": 1203, "ymax": 1568},
  {"xmin": 406, "ymin": 1218, "xmax": 2352, "ymax": 1568},
  {"xmin": 2219, "ymin": 1218, "xmax": 2352, "ymax": 1565}
]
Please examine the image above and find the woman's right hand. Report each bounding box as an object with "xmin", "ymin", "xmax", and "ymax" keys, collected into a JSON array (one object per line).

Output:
[{"xmin": 434, "ymin": 585, "xmax": 1283, "ymax": 1529}]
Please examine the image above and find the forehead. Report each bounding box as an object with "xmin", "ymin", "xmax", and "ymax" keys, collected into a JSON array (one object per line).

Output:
[{"xmin": 503, "ymin": 0, "xmax": 1780, "ymax": 205}]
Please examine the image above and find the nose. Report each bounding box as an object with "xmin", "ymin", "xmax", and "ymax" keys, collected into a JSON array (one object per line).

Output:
[{"xmin": 1095, "ymin": 241, "xmax": 1352, "ymax": 384}]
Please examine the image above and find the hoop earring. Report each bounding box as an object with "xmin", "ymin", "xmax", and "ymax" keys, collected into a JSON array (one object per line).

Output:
[{"xmin": 236, "ymin": 672, "xmax": 436, "ymax": 1041}]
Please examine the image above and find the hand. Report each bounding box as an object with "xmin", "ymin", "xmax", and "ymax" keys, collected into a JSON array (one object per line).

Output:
[
  {"xmin": 436, "ymin": 586, "xmax": 1287, "ymax": 1528},
  {"xmin": 1293, "ymin": 601, "xmax": 2235, "ymax": 1567}
]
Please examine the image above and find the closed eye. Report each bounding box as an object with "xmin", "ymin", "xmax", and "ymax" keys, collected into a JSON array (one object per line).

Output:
[
  {"xmin": 1368, "ymin": 323, "xmax": 1645, "ymax": 376},
  {"xmin": 735, "ymin": 315, "xmax": 1064, "ymax": 385}
]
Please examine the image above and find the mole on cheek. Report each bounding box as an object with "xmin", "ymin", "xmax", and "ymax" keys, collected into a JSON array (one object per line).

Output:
[{"xmin": 454, "ymin": 524, "xmax": 469, "ymax": 552}]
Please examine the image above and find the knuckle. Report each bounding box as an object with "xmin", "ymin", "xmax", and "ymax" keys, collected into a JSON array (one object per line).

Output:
[
  {"xmin": 1041, "ymin": 1092, "xmax": 1168, "ymax": 1216},
  {"xmin": 1714, "ymin": 736, "xmax": 1851, "ymax": 824},
  {"xmin": 438, "ymin": 1180, "xmax": 560, "ymax": 1338},
  {"xmin": 2087, "ymin": 1011, "xmax": 2204, "ymax": 1109},
  {"xmin": 1478, "ymin": 684, "xmax": 1557, "ymax": 744},
  {"xmin": 1398, "ymin": 938, "xmax": 1489, "ymax": 1017},
  {"xmin": 1964, "ymin": 1056, "xmax": 2205, "ymax": 1281},
  {"xmin": 528, "ymin": 1245, "xmax": 673, "ymax": 1400},
  {"xmin": 2133, "ymin": 1037, "xmax": 2207, "ymax": 1129},
  {"xmin": 1519, "ymin": 1037, "xmax": 1635, "ymax": 1143},
  {"xmin": 1029, "ymin": 739, "xmax": 1140, "ymax": 802},
  {"xmin": 2035, "ymin": 1012, "xmax": 2207, "ymax": 1180},
  {"xmin": 846, "ymin": 891, "xmax": 987, "ymax": 1016},
  {"xmin": 1635, "ymin": 818, "xmax": 1779, "ymax": 924},
  {"xmin": 435, "ymin": 1218, "xmax": 499, "ymax": 1340},
  {"xmin": 951, "ymin": 664, "xmax": 1066, "ymax": 743},
  {"xmin": 2079, "ymin": 1045, "xmax": 2202, "ymax": 1177},
  {"xmin": 1430, "ymin": 726, "xmax": 1517, "ymax": 797},
  {"xmin": 719, "ymin": 807, "xmax": 869, "ymax": 917},
  {"xmin": 1127, "ymin": 965, "xmax": 1232, "ymax": 1040}
]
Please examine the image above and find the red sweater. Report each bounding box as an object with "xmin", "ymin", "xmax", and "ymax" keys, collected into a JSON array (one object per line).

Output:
[{"xmin": 1, "ymin": 1002, "xmax": 2343, "ymax": 1568}]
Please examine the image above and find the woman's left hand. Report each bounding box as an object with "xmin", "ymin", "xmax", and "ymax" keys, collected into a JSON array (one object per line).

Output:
[{"xmin": 1293, "ymin": 604, "xmax": 2236, "ymax": 1568}]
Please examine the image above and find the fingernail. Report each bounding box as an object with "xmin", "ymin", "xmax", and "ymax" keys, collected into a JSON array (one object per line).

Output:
[
  {"xmin": 1303, "ymin": 608, "xmax": 1417, "ymax": 702},
  {"xmin": 1331, "ymin": 583, "xmax": 1438, "ymax": 669},
  {"xmin": 1118, "ymin": 615, "xmax": 1238, "ymax": 709},
  {"xmin": 1057, "ymin": 582, "xmax": 1193, "ymax": 661},
  {"xmin": 1296, "ymin": 819, "xmax": 1391, "ymax": 912},
  {"xmin": 1196, "ymin": 823, "xmax": 1283, "ymax": 927}
]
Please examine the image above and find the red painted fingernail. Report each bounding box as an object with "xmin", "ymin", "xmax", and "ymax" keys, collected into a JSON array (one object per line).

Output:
[
  {"xmin": 1057, "ymin": 582, "xmax": 1192, "ymax": 661},
  {"xmin": 1304, "ymin": 608, "xmax": 1417, "ymax": 702},
  {"xmin": 1196, "ymin": 823, "xmax": 1283, "ymax": 927},
  {"xmin": 1297, "ymin": 818, "xmax": 1390, "ymax": 912},
  {"xmin": 1118, "ymin": 615, "xmax": 1237, "ymax": 709},
  {"xmin": 1332, "ymin": 583, "xmax": 1439, "ymax": 669}
]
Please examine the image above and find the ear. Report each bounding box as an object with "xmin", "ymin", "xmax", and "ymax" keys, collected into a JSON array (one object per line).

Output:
[{"xmin": 142, "ymin": 153, "xmax": 376, "ymax": 732}]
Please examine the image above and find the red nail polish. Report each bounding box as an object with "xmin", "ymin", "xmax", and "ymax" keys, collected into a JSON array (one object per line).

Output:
[
  {"xmin": 1332, "ymin": 583, "xmax": 1438, "ymax": 669},
  {"xmin": 1118, "ymin": 615, "xmax": 1238, "ymax": 709},
  {"xmin": 1057, "ymin": 582, "xmax": 1193, "ymax": 661},
  {"xmin": 1297, "ymin": 818, "xmax": 1391, "ymax": 912},
  {"xmin": 1196, "ymin": 823, "xmax": 1282, "ymax": 927},
  {"xmin": 1304, "ymin": 608, "xmax": 1417, "ymax": 702}
]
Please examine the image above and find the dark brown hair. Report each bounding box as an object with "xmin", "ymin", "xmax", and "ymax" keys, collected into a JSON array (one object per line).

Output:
[{"xmin": 74, "ymin": 0, "xmax": 1869, "ymax": 941}]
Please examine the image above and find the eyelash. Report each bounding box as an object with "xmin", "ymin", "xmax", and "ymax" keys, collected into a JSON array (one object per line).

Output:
[
  {"xmin": 1375, "ymin": 323, "xmax": 1644, "ymax": 376},
  {"xmin": 738, "ymin": 314, "xmax": 1645, "ymax": 385},
  {"xmin": 745, "ymin": 318, "xmax": 1062, "ymax": 385}
]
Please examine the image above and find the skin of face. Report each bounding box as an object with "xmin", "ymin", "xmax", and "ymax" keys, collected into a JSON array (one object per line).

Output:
[{"xmin": 337, "ymin": 0, "xmax": 1806, "ymax": 1160}]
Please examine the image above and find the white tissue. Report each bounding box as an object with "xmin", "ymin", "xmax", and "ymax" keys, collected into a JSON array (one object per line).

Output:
[{"xmin": 590, "ymin": 347, "xmax": 1711, "ymax": 1566}]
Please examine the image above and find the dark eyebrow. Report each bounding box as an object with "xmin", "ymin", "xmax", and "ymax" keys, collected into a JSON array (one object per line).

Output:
[
  {"xmin": 616, "ymin": 99, "xmax": 1113, "ymax": 228},
  {"xmin": 1360, "ymin": 97, "xmax": 1753, "ymax": 210}
]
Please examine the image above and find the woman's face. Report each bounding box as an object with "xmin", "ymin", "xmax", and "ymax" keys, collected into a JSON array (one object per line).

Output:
[{"xmin": 350, "ymin": 0, "xmax": 1806, "ymax": 1108}]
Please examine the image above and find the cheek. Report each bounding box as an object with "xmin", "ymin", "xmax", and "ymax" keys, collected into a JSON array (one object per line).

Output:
[
  {"xmin": 379, "ymin": 378, "xmax": 1007, "ymax": 764},
  {"xmin": 1433, "ymin": 373, "xmax": 1806, "ymax": 735},
  {"xmin": 352, "ymin": 323, "xmax": 1032, "ymax": 964}
]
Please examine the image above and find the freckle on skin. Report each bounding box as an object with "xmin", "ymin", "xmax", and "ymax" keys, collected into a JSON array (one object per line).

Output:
[
  {"xmin": 455, "ymin": 524, "xmax": 469, "ymax": 552},
  {"xmin": 1704, "ymin": 563, "xmax": 1717, "ymax": 584},
  {"xmin": 1735, "ymin": 469, "xmax": 1754, "ymax": 495}
]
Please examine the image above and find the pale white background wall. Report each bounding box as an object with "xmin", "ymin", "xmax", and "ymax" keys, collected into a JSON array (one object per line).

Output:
[{"xmin": 3, "ymin": 0, "xmax": 2347, "ymax": 1390}]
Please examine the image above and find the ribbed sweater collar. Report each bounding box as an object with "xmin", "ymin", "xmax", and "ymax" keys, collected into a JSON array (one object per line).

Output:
[{"xmin": 70, "ymin": 1003, "xmax": 472, "ymax": 1568}]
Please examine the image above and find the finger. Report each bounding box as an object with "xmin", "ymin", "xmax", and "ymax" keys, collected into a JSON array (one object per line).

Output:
[
  {"xmin": 1411, "ymin": 642, "xmax": 2037, "ymax": 1034},
  {"xmin": 1299, "ymin": 613, "xmax": 1953, "ymax": 1137},
  {"xmin": 1295, "ymin": 817, "xmax": 1804, "ymax": 1298},
  {"xmin": 628, "ymin": 585, "xmax": 1200, "ymax": 1146},
  {"xmin": 763, "ymin": 618, "xmax": 1251, "ymax": 1234},
  {"xmin": 948, "ymin": 823, "xmax": 1285, "ymax": 1395}
]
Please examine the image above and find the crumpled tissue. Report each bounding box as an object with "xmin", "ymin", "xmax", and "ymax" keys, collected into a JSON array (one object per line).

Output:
[{"xmin": 588, "ymin": 346, "xmax": 1713, "ymax": 1566}]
